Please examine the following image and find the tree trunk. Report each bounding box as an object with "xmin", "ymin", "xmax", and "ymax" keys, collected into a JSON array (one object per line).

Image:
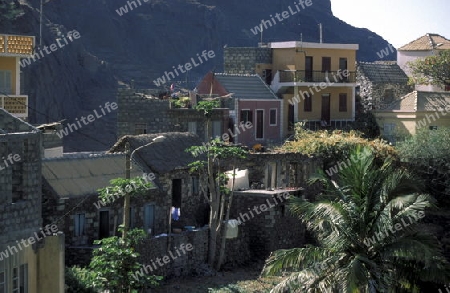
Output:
[{"xmin": 216, "ymin": 160, "xmax": 236, "ymax": 271}]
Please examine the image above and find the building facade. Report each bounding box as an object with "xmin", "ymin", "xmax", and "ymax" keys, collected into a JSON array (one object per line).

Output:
[
  {"xmin": 225, "ymin": 41, "xmax": 359, "ymax": 135},
  {"xmin": 0, "ymin": 108, "xmax": 64, "ymax": 293},
  {"xmin": 0, "ymin": 34, "xmax": 34, "ymax": 120}
]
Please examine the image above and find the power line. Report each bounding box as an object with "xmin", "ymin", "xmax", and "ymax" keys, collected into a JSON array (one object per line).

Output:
[{"xmin": 0, "ymin": 91, "xmax": 113, "ymax": 149}]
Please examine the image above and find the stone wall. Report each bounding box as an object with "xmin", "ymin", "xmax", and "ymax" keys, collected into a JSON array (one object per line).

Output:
[
  {"xmin": 224, "ymin": 47, "xmax": 272, "ymax": 75},
  {"xmin": 357, "ymin": 73, "xmax": 412, "ymax": 111},
  {"xmin": 117, "ymin": 90, "xmax": 229, "ymax": 141},
  {"xmin": 0, "ymin": 109, "xmax": 42, "ymax": 245},
  {"xmin": 136, "ymin": 228, "xmax": 209, "ymax": 277}
]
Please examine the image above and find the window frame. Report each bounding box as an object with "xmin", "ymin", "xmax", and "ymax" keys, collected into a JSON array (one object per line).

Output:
[
  {"xmin": 269, "ymin": 108, "xmax": 277, "ymax": 126},
  {"xmin": 303, "ymin": 93, "xmax": 312, "ymax": 112},
  {"xmin": 339, "ymin": 93, "xmax": 348, "ymax": 112}
]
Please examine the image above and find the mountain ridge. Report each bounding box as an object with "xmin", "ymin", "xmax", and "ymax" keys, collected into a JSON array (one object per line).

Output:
[{"xmin": 3, "ymin": 0, "xmax": 395, "ymax": 151}]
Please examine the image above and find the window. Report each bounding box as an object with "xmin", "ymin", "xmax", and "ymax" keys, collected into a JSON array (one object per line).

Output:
[
  {"xmin": 304, "ymin": 93, "xmax": 312, "ymax": 112},
  {"xmin": 269, "ymin": 109, "xmax": 277, "ymax": 126},
  {"xmin": 19, "ymin": 264, "xmax": 27, "ymax": 293},
  {"xmin": 256, "ymin": 110, "xmax": 264, "ymax": 139},
  {"xmin": 212, "ymin": 121, "xmax": 222, "ymax": 138},
  {"xmin": 0, "ymin": 70, "xmax": 12, "ymax": 94},
  {"xmin": 321, "ymin": 57, "xmax": 331, "ymax": 72},
  {"xmin": 305, "ymin": 56, "xmax": 313, "ymax": 82},
  {"xmin": 262, "ymin": 69, "xmax": 272, "ymax": 85},
  {"xmin": 74, "ymin": 213, "xmax": 85, "ymax": 237},
  {"xmin": 339, "ymin": 58, "xmax": 348, "ymax": 81},
  {"xmin": 99, "ymin": 210, "xmax": 110, "ymax": 239},
  {"xmin": 188, "ymin": 122, "xmax": 197, "ymax": 134},
  {"xmin": 191, "ymin": 176, "xmax": 199, "ymax": 194},
  {"xmin": 144, "ymin": 204, "xmax": 155, "ymax": 235},
  {"xmin": 0, "ymin": 270, "xmax": 5, "ymax": 293},
  {"xmin": 12, "ymin": 268, "xmax": 18, "ymax": 293},
  {"xmin": 339, "ymin": 94, "xmax": 347, "ymax": 112},
  {"xmin": 288, "ymin": 104, "xmax": 294, "ymax": 131},
  {"xmin": 240, "ymin": 110, "xmax": 253, "ymax": 124},
  {"xmin": 172, "ymin": 179, "xmax": 182, "ymax": 208},
  {"xmin": 134, "ymin": 123, "xmax": 147, "ymax": 135}
]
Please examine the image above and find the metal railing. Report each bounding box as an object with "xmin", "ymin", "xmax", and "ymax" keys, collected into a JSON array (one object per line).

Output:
[{"xmin": 279, "ymin": 70, "xmax": 356, "ymax": 83}]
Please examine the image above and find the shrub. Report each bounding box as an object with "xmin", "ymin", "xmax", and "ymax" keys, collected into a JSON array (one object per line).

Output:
[
  {"xmin": 65, "ymin": 266, "xmax": 97, "ymax": 293},
  {"xmin": 396, "ymin": 128, "xmax": 450, "ymax": 206},
  {"xmin": 278, "ymin": 122, "xmax": 396, "ymax": 166}
]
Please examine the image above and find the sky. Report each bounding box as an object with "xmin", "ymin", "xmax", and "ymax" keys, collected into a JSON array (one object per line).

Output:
[{"xmin": 330, "ymin": 0, "xmax": 449, "ymax": 48}]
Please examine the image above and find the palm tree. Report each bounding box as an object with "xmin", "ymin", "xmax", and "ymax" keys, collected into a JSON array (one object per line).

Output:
[{"xmin": 263, "ymin": 146, "xmax": 449, "ymax": 292}]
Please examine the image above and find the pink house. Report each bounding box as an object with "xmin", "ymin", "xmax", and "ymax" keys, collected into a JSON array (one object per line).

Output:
[{"xmin": 196, "ymin": 72, "xmax": 283, "ymax": 148}]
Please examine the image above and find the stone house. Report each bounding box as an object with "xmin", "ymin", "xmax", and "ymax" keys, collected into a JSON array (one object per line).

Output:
[
  {"xmin": 357, "ymin": 61, "xmax": 412, "ymax": 111},
  {"xmin": 42, "ymin": 132, "xmax": 209, "ymax": 266},
  {"xmin": 41, "ymin": 152, "xmax": 146, "ymax": 264},
  {"xmin": 196, "ymin": 72, "xmax": 283, "ymax": 148},
  {"xmin": 116, "ymin": 89, "xmax": 229, "ymax": 142},
  {"xmin": 0, "ymin": 108, "xmax": 65, "ymax": 293}
]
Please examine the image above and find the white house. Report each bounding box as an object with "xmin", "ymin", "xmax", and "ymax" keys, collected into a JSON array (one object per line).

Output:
[{"xmin": 397, "ymin": 33, "xmax": 450, "ymax": 92}]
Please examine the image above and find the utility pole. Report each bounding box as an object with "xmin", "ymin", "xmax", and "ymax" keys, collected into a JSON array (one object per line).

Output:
[
  {"xmin": 123, "ymin": 142, "xmax": 131, "ymax": 239},
  {"xmin": 122, "ymin": 136, "xmax": 166, "ymax": 239}
]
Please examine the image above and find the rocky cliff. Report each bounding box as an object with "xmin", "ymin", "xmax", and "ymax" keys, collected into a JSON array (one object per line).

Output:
[{"xmin": 2, "ymin": 0, "xmax": 394, "ymax": 151}]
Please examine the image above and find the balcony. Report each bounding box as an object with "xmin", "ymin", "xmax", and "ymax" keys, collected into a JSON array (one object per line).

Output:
[
  {"xmin": 271, "ymin": 70, "xmax": 356, "ymax": 93},
  {"xmin": 0, "ymin": 95, "xmax": 28, "ymax": 119},
  {"xmin": 0, "ymin": 34, "xmax": 35, "ymax": 57}
]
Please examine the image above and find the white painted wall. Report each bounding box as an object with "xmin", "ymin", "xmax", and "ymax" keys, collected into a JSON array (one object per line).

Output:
[{"xmin": 397, "ymin": 50, "xmax": 446, "ymax": 92}]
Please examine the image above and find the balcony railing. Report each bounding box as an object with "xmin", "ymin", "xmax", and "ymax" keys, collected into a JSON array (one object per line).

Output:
[
  {"xmin": 0, "ymin": 95, "xmax": 28, "ymax": 118},
  {"xmin": 0, "ymin": 34, "xmax": 35, "ymax": 57},
  {"xmin": 279, "ymin": 70, "xmax": 356, "ymax": 83}
]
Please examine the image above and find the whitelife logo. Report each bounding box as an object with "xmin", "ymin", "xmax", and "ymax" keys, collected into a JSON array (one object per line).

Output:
[
  {"xmin": 19, "ymin": 30, "xmax": 81, "ymax": 68},
  {"xmin": 0, "ymin": 153, "xmax": 21, "ymax": 171},
  {"xmin": 152, "ymin": 50, "xmax": 215, "ymax": 87},
  {"xmin": 56, "ymin": 101, "xmax": 118, "ymax": 139},
  {"xmin": 250, "ymin": 0, "xmax": 313, "ymax": 35},
  {"xmin": 0, "ymin": 224, "xmax": 59, "ymax": 261},
  {"xmin": 131, "ymin": 243, "xmax": 193, "ymax": 280}
]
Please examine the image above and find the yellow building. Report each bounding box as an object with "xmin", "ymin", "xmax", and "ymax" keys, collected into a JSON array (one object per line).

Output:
[
  {"xmin": 253, "ymin": 41, "xmax": 359, "ymax": 136},
  {"xmin": 0, "ymin": 34, "xmax": 34, "ymax": 120},
  {"xmin": 374, "ymin": 91, "xmax": 450, "ymax": 143}
]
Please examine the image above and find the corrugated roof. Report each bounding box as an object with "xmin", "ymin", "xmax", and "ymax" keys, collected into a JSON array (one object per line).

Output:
[
  {"xmin": 197, "ymin": 72, "xmax": 278, "ymax": 100},
  {"xmin": 358, "ymin": 62, "xmax": 409, "ymax": 84},
  {"xmin": 42, "ymin": 153, "xmax": 143, "ymax": 198},
  {"xmin": 109, "ymin": 132, "xmax": 203, "ymax": 174},
  {"xmin": 378, "ymin": 91, "xmax": 450, "ymax": 112},
  {"xmin": 398, "ymin": 33, "xmax": 450, "ymax": 51}
]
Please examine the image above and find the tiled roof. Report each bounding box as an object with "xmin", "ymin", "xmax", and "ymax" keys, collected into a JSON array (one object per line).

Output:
[
  {"xmin": 42, "ymin": 153, "xmax": 143, "ymax": 198},
  {"xmin": 109, "ymin": 132, "xmax": 203, "ymax": 174},
  {"xmin": 398, "ymin": 33, "xmax": 450, "ymax": 51},
  {"xmin": 197, "ymin": 72, "xmax": 278, "ymax": 100},
  {"xmin": 358, "ymin": 62, "xmax": 409, "ymax": 84},
  {"xmin": 379, "ymin": 91, "xmax": 450, "ymax": 112}
]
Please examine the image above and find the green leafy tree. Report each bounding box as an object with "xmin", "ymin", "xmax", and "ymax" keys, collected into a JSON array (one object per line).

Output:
[
  {"xmin": 89, "ymin": 229, "xmax": 162, "ymax": 293},
  {"xmin": 0, "ymin": 1, "xmax": 23, "ymax": 29},
  {"xmin": 408, "ymin": 50, "xmax": 450, "ymax": 88},
  {"xmin": 97, "ymin": 177, "xmax": 153, "ymax": 238},
  {"xmin": 65, "ymin": 266, "xmax": 97, "ymax": 293},
  {"xmin": 186, "ymin": 139, "xmax": 247, "ymax": 271},
  {"xmin": 263, "ymin": 146, "xmax": 449, "ymax": 292}
]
